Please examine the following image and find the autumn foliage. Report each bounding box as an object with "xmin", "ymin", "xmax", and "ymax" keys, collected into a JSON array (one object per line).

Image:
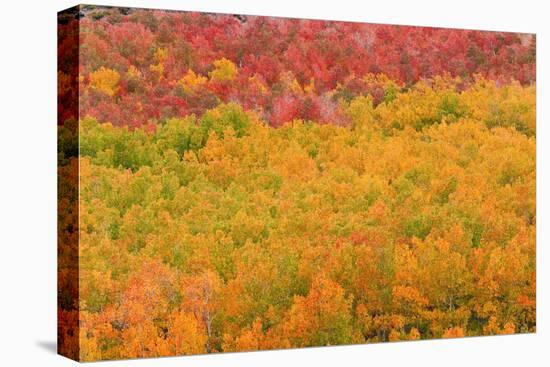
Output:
[
  {"xmin": 58, "ymin": 5, "xmax": 536, "ymax": 362},
  {"xmin": 60, "ymin": 5, "xmax": 536, "ymax": 129}
]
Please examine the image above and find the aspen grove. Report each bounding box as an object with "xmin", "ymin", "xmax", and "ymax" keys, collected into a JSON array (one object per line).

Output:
[{"xmin": 58, "ymin": 6, "xmax": 536, "ymax": 361}]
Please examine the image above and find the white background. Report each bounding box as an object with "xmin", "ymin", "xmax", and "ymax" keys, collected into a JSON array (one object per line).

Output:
[{"xmin": 0, "ymin": 0, "xmax": 547, "ymax": 365}]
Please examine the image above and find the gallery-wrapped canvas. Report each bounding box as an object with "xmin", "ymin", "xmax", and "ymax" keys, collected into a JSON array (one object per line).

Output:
[{"xmin": 58, "ymin": 4, "xmax": 536, "ymax": 362}]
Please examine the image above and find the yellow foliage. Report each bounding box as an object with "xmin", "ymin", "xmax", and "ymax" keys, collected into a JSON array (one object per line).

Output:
[
  {"xmin": 304, "ymin": 78, "xmax": 316, "ymax": 94},
  {"xmin": 168, "ymin": 312, "xmax": 207, "ymax": 355},
  {"xmin": 74, "ymin": 77, "xmax": 535, "ymax": 359},
  {"xmin": 408, "ymin": 327, "xmax": 421, "ymax": 340},
  {"xmin": 149, "ymin": 62, "xmax": 165, "ymax": 80},
  {"xmin": 461, "ymin": 78, "xmax": 536, "ymax": 135},
  {"xmin": 358, "ymin": 75, "xmax": 536, "ymax": 135},
  {"xmin": 442, "ymin": 326, "xmax": 465, "ymax": 338},
  {"xmin": 154, "ymin": 47, "xmax": 168, "ymax": 62},
  {"xmin": 388, "ymin": 329, "xmax": 401, "ymax": 341},
  {"xmin": 178, "ymin": 69, "xmax": 208, "ymax": 94},
  {"xmin": 89, "ymin": 67, "xmax": 120, "ymax": 96},
  {"xmin": 209, "ymin": 58, "xmax": 238, "ymax": 82},
  {"xmin": 290, "ymin": 78, "xmax": 303, "ymax": 94},
  {"xmin": 126, "ymin": 65, "xmax": 142, "ymax": 79},
  {"xmin": 346, "ymin": 95, "xmax": 375, "ymax": 130}
]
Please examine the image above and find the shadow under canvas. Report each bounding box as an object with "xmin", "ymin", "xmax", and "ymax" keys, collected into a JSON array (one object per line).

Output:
[{"xmin": 36, "ymin": 340, "xmax": 57, "ymax": 354}]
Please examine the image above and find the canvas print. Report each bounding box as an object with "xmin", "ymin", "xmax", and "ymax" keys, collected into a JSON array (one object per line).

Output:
[{"xmin": 58, "ymin": 4, "xmax": 536, "ymax": 362}]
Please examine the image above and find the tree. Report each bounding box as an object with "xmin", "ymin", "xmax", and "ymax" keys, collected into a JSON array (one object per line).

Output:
[
  {"xmin": 180, "ymin": 271, "xmax": 222, "ymax": 352},
  {"xmin": 89, "ymin": 67, "xmax": 120, "ymax": 97},
  {"xmin": 281, "ymin": 277, "xmax": 354, "ymax": 347}
]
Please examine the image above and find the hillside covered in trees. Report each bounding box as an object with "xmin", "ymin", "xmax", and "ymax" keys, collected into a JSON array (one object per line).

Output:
[{"xmin": 58, "ymin": 6, "xmax": 536, "ymax": 361}]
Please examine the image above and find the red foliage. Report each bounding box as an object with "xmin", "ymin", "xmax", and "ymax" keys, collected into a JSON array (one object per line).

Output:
[{"xmin": 75, "ymin": 8, "xmax": 535, "ymax": 127}]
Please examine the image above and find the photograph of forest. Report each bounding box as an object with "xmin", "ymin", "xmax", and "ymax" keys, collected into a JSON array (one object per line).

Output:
[{"xmin": 58, "ymin": 5, "xmax": 536, "ymax": 361}]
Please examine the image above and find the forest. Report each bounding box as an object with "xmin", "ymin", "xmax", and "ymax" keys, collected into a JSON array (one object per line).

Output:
[{"xmin": 58, "ymin": 6, "xmax": 536, "ymax": 361}]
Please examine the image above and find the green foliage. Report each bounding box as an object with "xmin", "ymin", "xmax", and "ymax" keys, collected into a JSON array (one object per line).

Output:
[{"xmin": 200, "ymin": 103, "xmax": 251, "ymax": 138}]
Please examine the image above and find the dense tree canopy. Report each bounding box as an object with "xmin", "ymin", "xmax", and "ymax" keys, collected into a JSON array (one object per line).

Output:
[
  {"xmin": 57, "ymin": 6, "xmax": 536, "ymax": 361},
  {"xmin": 59, "ymin": 6, "xmax": 535, "ymax": 128},
  {"xmin": 58, "ymin": 79, "xmax": 536, "ymax": 360}
]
